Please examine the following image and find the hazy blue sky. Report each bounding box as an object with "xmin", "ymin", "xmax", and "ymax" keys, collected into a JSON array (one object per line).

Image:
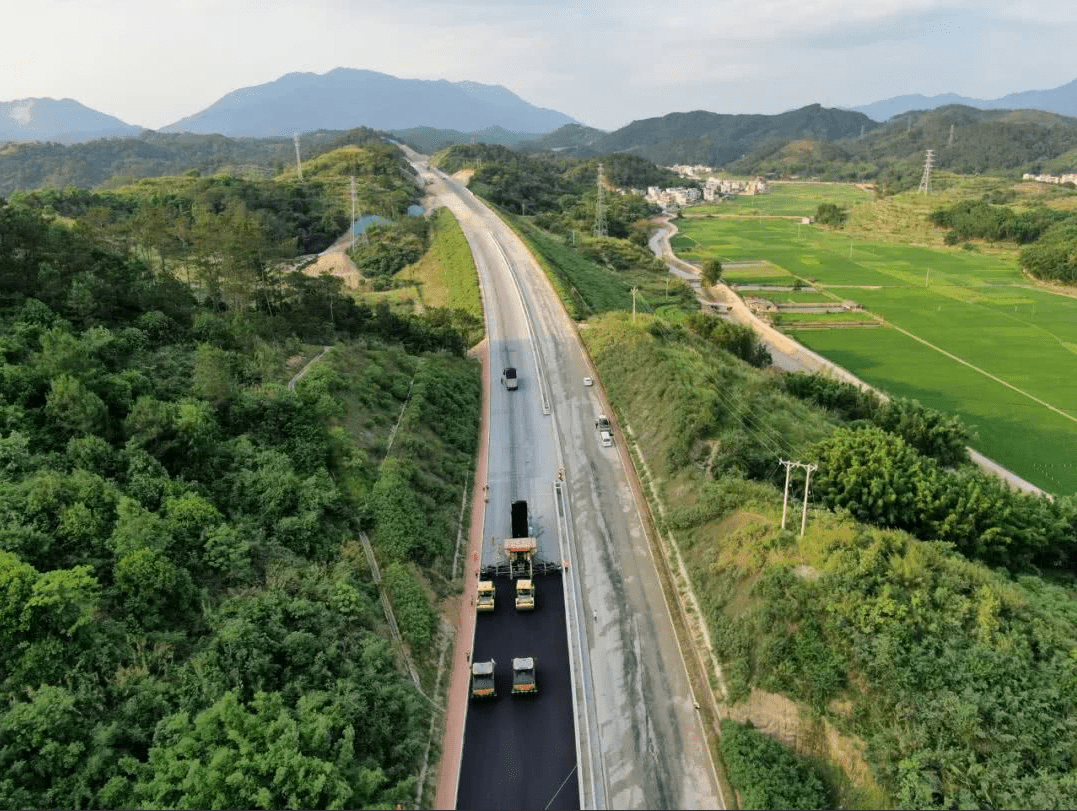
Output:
[{"xmin": 3, "ymin": 0, "xmax": 1074, "ymax": 130}]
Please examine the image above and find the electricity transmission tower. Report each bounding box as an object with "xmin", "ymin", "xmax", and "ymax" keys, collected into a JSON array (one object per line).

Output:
[
  {"xmin": 780, "ymin": 460, "xmax": 817, "ymax": 536},
  {"xmin": 593, "ymin": 163, "xmax": 608, "ymax": 237},
  {"xmin": 917, "ymin": 149, "xmax": 935, "ymax": 194},
  {"xmin": 293, "ymin": 134, "xmax": 304, "ymax": 180},
  {"xmin": 948, "ymin": 124, "xmax": 955, "ymax": 148},
  {"xmin": 350, "ymin": 176, "xmax": 357, "ymax": 248}
]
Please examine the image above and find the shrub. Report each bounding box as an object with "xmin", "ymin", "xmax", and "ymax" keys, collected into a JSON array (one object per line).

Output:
[{"xmin": 720, "ymin": 719, "xmax": 831, "ymax": 809}]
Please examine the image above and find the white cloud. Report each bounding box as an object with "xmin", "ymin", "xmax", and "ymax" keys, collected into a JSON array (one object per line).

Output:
[{"xmin": 9, "ymin": 101, "xmax": 35, "ymax": 126}]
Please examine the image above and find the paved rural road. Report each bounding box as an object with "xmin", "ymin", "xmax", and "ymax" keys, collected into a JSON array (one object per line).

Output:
[{"xmin": 405, "ymin": 148, "xmax": 722, "ymax": 809}]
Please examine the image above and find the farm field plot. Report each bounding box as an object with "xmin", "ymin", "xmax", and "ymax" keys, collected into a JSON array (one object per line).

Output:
[
  {"xmin": 793, "ymin": 327, "xmax": 1077, "ymax": 494},
  {"xmin": 676, "ymin": 215, "xmax": 1077, "ymax": 494},
  {"xmin": 687, "ymin": 181, "xmax": 873, "ymax": 217},
  {"xmin": 759, "ymin": 291, "xmax": 837, "ymax": 304},
  {"xmin": 778, "ymin": 311, "xmax": 879, "ymax": 325}
]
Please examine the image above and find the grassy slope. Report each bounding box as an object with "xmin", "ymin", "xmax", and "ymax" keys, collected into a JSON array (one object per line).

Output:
[{"xmin": 395, "ymin": 207, "xmax": 482, "ymax": 318}]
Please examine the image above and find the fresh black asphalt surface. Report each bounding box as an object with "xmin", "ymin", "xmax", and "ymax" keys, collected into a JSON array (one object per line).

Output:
[{"xmin": 455, "ymin": 573, "xmax": 579, "ymax": 811}]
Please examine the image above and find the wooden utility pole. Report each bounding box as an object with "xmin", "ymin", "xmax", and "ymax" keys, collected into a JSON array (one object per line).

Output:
[{"xmin": 780, "ymin": 460, "xmax": 818, "ymax": 536}]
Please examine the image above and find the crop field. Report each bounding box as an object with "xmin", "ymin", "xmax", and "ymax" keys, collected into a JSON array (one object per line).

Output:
[
  {"xmin": 761, "ymin": 291, "xmax": 838, "ymax": 304},
  {"xmin": 687, "ymin": 181, "xmax": 873, "ymax": 217},
  {"xmin": 675, "ymin": 213, "xmax": 1077, "ymax": 494},
  {"xmin": 777, "ymin": 311, "xmax": 880, "ymax": 325}
]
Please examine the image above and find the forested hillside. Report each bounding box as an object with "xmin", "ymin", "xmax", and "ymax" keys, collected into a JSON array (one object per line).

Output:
[
  {"xmin": 0, "ymin": 140, "xmax": 479, "ymax": 808},
  {"xmin": 724, "ymin": 105, "xmax": 1077, "ymax": 191},
  {"xmin": 0, "ymin": 127, "xmax": 391, "ymax": 198}
]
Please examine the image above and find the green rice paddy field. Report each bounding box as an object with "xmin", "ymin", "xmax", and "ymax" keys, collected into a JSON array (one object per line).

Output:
[
  {"xmin": 688, "ymin": 180, "xmax": 873, "ymax": 217},
  {"xmin": 675, "ymin": 212, "xmax": 1077, "ymax": 495}
]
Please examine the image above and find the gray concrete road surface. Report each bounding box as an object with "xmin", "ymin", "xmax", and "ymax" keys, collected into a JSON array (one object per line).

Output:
[{"xmin": 406, "ymin": 148, "xmax": 722, "ymax": 809}]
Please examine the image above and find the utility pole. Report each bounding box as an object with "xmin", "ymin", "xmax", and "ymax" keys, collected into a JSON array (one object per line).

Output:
[
  {"xmin": 293, "ymin": 133, "xmax": 303, "ymax": 180},
  {"xmin": 631, "ymin": 287, "xmax": 638, "ymax": 323},
  {"xmin": 780, "ymin": 460, "xmax": 818, "ymax": 536},
  {"xmin": 800, "ymin": 463, "xmax": 816, "ymax": 537},
  {"xmin": 350, "ymin": 176, "xmax": 357, "ymax": 248},
  {"xmin": 948, "ymin": 124, "xmax": 955, "ymax": 148}
]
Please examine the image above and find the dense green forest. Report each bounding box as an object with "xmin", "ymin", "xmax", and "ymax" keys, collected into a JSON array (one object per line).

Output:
[{"xmin": 0, "ymin": 139, "xmax": 478, "ymax": 808}]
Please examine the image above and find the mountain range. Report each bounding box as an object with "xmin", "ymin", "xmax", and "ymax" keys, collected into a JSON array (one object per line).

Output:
[
  {"xmin": 510, "ymin": 105, "xmax": 878, "ymax": 166},
  {"xmin": 160, "ymin": 69, "xmax": 576, "ymax": 137},
  {"xmin": 852, "ymin": 78, "xmax": 1077, "ymax": 122},
  {"xmin": 4, "ymin": 68, "xmax": 1077, "ymax": 146}
]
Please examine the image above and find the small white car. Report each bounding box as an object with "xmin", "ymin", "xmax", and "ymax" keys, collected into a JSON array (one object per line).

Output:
[
  {"xmin": 583, "ymin": 376, "xmax": 593, "ymax": 387},
  {"xmin": 600, "ymin": 430, "xmax": 613, "ymax": 447}
]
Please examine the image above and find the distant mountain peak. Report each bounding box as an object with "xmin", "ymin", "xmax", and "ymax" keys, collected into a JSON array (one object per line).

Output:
[
  {"xmin": 852, "ymin": 77, "xmax": 1077, "ymax": 121},
  {"xmin": 162, "ymin": 68, "xmax": 579, "ymax": 137},
  {"xmin": 0, "ymin": 97, "xmax": 141, "ymax": 144}
]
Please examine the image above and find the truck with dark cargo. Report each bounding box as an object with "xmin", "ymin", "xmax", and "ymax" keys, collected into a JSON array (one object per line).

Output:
[
  {"xmin": 506, "ymin": 499, "xmax": 536, "ymax": 610},
  {"xmin": 511, "ymin": 499, "xmax": 529, "ymax": 539},
  {"xmin": 501, "ymin": 367, "xmax": 518, "ymax": 390}
]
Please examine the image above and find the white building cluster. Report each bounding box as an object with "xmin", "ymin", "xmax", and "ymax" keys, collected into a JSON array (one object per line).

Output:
[
  {"xmin": 667, "ymin": 164, "xmax": 716, "ymax": 179},
  {"xmin": 645, "ymin": 186, "xmax": 702, "ymax": 208},
  {"xmin": 701, "ymin": 177, "xmax": 767, "ymax": 201},
  {"xmin": 1022, "ymin": 172, "xmax": 1077, "ymax": 185},
  {"xmin": 634, "ymin": 163, "xmax": 769, "ymax": 210}
]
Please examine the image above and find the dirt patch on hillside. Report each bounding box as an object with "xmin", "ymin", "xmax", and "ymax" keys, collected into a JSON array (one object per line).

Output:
[
  {"xmin": 452, "ymin": 168, "xmax": 475, "ymax": 185},
  {"xmin": 302, "ymin": 251, "xmax": 363, "ymax": 290},
  {"xmin": 724, "ymin": 688, "xmax": 881, "ymax": 797}
]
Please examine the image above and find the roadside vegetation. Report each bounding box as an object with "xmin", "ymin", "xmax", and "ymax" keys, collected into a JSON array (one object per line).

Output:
[
  {"xmin": 0, "ymin": 138, "xmax": 479, "ymax": 809},
  {"xmin": 361, "ymin": 207, "xmax": 485, "ymax": 347}
]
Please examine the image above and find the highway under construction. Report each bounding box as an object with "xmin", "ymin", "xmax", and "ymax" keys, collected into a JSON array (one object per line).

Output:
[
  {"xmin": 456, "ymin": 574, "xmax": 577, "ymax": 810},
  {"xmin": 408, "ymin": 146, "xmax": 722, "ymax": 811}
]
